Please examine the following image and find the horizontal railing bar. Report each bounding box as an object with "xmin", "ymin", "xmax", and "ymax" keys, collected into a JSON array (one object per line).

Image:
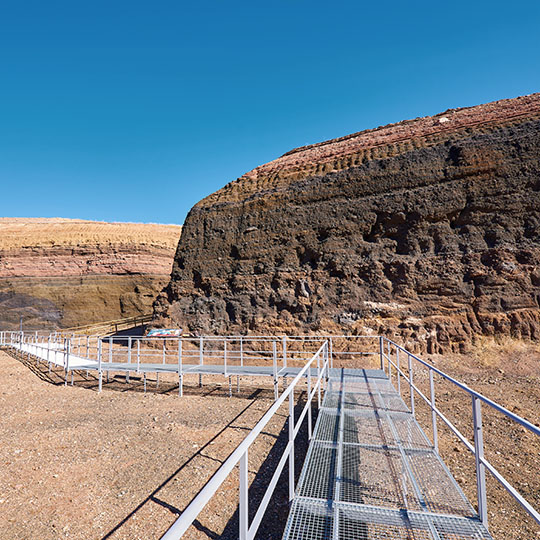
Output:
[
  {"xmin": 481, "ymin": 456, "xmax": 540, "ymax": 525},
  {"xmin": 383, "ymin": 337, "xmax": 540, "ymax": 437},
  {"xmin": 160, "ymin": 343, "xmax": 327, "ymax": 540}
]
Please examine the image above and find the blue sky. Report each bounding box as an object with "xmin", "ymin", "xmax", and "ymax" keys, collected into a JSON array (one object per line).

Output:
[{"xmin": 1, "ymin": 0, "xmax": 539, "ymax": 224}]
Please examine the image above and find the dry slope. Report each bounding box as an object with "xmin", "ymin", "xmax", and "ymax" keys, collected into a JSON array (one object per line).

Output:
[
  {"xmin": 155, "ymin": 94, "xmax": 540, "ymax": 352},
  {"xmin": 0, "ymin": 218, "xmax": 181, "ymax": 329}
]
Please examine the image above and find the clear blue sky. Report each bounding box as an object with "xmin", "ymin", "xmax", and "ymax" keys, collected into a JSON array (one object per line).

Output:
[{"xmin": 1, "ymin": 1, "xmax": 539, "ymax": 224}]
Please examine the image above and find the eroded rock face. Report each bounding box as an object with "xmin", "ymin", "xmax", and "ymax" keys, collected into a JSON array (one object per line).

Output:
[
  {"xmin": 0, "ymin": 219, "xmax": 181, "ymax": 330},
  {"xmin": 155, "ymin": 94, "xmax": 540, "ymax": 352}
]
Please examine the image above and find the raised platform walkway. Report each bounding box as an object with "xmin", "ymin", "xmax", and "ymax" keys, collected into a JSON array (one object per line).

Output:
[{"xmin": 283, "ymin": 368, "xmax": 492, "ymax": 540}]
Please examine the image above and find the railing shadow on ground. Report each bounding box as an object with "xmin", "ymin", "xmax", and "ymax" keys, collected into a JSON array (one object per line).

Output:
[
  {"xmin": 214, "ymin": 397, "xmax": 313, "ymax": 540},
  {"xmin": 99, "ymin": 396, "xmax": 313, "ymax": 540},
  {"xmin": 2, "ymin": 346, "xmax": 67, "ymax": 386}
]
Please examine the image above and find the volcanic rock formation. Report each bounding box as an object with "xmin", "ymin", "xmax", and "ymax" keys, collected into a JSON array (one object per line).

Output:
[
  {"xmin": 0, "ymin": 219, "xmax": 181, "ymax": 330},
  {"xmin": 155, "ymin": 94, "xmax": 540, "ymax": 352}
]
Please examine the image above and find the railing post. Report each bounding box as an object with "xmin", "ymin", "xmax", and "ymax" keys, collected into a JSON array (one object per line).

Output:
[
  {"xmin": 472, "ymin": 395, "xmax": 488, "ymax": 527},
  {"xmin": 307, "ymin": 364, "xmax": 312, "ymax": 440},
  {"xmin": 408, "ymin": 353, "xmax": 415, "ymax": 416},
  {"xmin": 429, "ymin": 368, "xmax": 438, "ymax": 452},
  {"xmin": 324, "ymin": 341, "xmax": 329, "ymax": 384},
  {"xmin": 127, "ymin": 336, "xmax": 132, "ymax": 382},
  {"xmin": 387, "ymin": 341, "xmax": 392, "ymax": 382},
  {"xmin": 47, "ymin": 336, "xmax": 51, "ymax": 369},
  {"xmin": 98, "ymin": 339, "xmax": 103, "ymax": 393},
  {"xmin": 239, "ymin": 450, "xmax": 248, "ymax": 540},
  {"xmin": 272, "ymin": 340, "xmax": 278, "ymax": 401},
  {"xmin": 224, "ymin": 339, "xmax": 228, "ymax": 377},
  {"xmin": 396, "ymin": 347, "xmax": 401, "ymax": 395},
  {"xmin": 282, "ymin": 336, "xmax": 287, "ymax": 368},
  {"xmin": 288, "ymin": 389, "xmax": 295, "ymax": 502},
  {"xmin": 178, "ymin": 339, "xmax": 183, "ymax": 397},
  {"xmin": 379, "ymin": 336, "xmax": 384, "ymax": 372},
  {"xmin": 64, "ymin": 338, "xmax": 69, "ymax": 386},
  {"xmin": 137, "ymin": 338, "xmax": 141, "ymax": 373},
  {"xmin": 108, "ymin": 336, "xmax": 112, "ymax": 384},
  {"xmin": 240, "ymin": 336, "xmax": 244, "ymax": 367},
  {"xmin": 316, "ymin": 348, "xmax": 321, "ymax": 408},
  {"xmin": 199, "ymin": 336, "xmax": 203, "ymax": 388},
  {"xmin": 329, "ymin": 337, "xmax": 333, "ymax": 370}
]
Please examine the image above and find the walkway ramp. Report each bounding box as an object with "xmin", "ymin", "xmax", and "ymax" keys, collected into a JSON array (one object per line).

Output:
[
  {"xmin": 17, "ymin": 340, "xmax": 97, "ymax": 369},
  {"xmin": 282, "ymin": 369, "xmax": 492, "ymax": 540}
]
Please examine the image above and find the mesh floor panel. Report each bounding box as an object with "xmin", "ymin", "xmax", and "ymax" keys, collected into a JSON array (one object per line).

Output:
[
  {"xmin": 283, "ymin": 500, "xmax": 334, "ymax": 540},
  {"xmin": 284, "ymin": 500, "xmax": 491, "ymax": 540},
  {"xmin": 343, "ymin": 410, "xmax": 395, "ymax": 446},
  {"xmin": 406, "ymin": 450, "xmax": 475, "ymax": 517},
  {"xmin": 282, "ymin": 369, "xmax": 491, "ymax": 540},
  {"xmin": 338, "ymin": 505, "xmax": 492, "ymax": 540},
  {"xmin": 297, "ymin": 441, "xmax": 338, "ymax": 500},
  {"xmin": 340, "ymin": 444, "xmax": 422, "ymax": 511},
  {"xmin": 315, "ymin": 409, "xmax": 341, "ymax": 443}
]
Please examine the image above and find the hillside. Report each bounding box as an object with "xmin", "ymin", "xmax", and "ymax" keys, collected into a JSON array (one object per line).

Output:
[
  {"xmin": 0, "ymin": 219, "xmax": 181, "ymax": 330},
  {"xmin": 155, "ymin": 93, "xmax": 540, "ymax": 352}
]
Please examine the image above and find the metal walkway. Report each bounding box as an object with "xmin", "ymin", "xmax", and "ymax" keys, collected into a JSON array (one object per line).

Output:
[
  {"xmin": 5, "ymin": 331, "xmax": 539, "ymax": 538},
  {"xmin": 282, "ymin": 369, "xmax": 493, "ymax": 540},
  {"xmin": 11, "ymin": 339, "xmax": 326, "ymax": 377}
]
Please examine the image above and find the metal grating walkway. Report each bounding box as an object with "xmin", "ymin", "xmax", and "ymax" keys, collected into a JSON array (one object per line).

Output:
[{"xmin": 282, "ymin": 369, "xmax": 493, "ymax": 540}]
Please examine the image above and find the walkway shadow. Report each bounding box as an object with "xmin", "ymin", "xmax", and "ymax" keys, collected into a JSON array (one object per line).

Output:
[
  {"xmin": 216, "ymin": 397, "xmax": 314, "ymax": 540},
  {"xmin": 2, "ymin": 347, "xmax": 66, "ymax": 386},
  {"xmin": 100, "ymin": 395, "xmax": 314, "ymax": 540},
  {"xmin": 99, "ymin": 390, "xmax": 265, "ymax": 540}
]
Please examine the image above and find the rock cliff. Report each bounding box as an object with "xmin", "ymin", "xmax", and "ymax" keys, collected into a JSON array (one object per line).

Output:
[
  {"xmin": 155, "ymin": 94, "xmax": 540, "ymax": 352},
  {"xmin": 0, "ymin": 219, "xmax": 181, "ymax": 330}
]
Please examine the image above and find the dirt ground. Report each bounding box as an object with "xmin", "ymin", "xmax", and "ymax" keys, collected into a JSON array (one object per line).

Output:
[
  {"xmin": 1, "ymin": 338, "xmax": 539, "ymax": 540},
  {"xmin": 0, "ymin": 348, "xmax": 306, "ymax": 540}
]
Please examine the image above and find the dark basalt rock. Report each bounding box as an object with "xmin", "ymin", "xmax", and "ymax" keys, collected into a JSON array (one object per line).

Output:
[{"xmin": 155, "ymin": 94, "xmax": 540, "ymax": 352}]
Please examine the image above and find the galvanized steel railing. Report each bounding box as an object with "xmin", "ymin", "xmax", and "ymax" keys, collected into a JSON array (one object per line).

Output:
[
  {"xmin": 161, "ymin": 341, "xmax": 329, "ymax": 540},
  {"xmin": 2, "ymin": 330, "xmax": 539, "ymax": 534},
  {"xmin": 379, "ymin": 336, "xmax": 540, "ymax": 530}
]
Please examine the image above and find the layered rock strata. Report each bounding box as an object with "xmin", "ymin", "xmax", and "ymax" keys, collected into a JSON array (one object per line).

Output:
[
  {"xmin": 155, "ymin": 94, "xmax": 540, "ymax": 352},
  {"xmin": 0, "ymin": 219, "xmax": 181, "ymax": 330}
]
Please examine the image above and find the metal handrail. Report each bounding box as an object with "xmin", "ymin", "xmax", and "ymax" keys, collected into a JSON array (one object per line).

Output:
[
  {"xmin": 161, "ymin": 341, "xmax": 329, "ymax": 540},
  {"xmin": 4, "ymin": 330, "xmax": 538, "ymax": 532},
  {"xmin": 380, "ymin": 336, "xmax": 540, "ymax": 528}
]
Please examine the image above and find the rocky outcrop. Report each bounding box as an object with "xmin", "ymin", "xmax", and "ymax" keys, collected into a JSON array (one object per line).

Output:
[
  {"xmin": 0, "ymin": 219, "xmax": 181, "ymax": 330},
  {"xmin": 155, "ymin": 94, "xmax": 540, "ymax": 352}
]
